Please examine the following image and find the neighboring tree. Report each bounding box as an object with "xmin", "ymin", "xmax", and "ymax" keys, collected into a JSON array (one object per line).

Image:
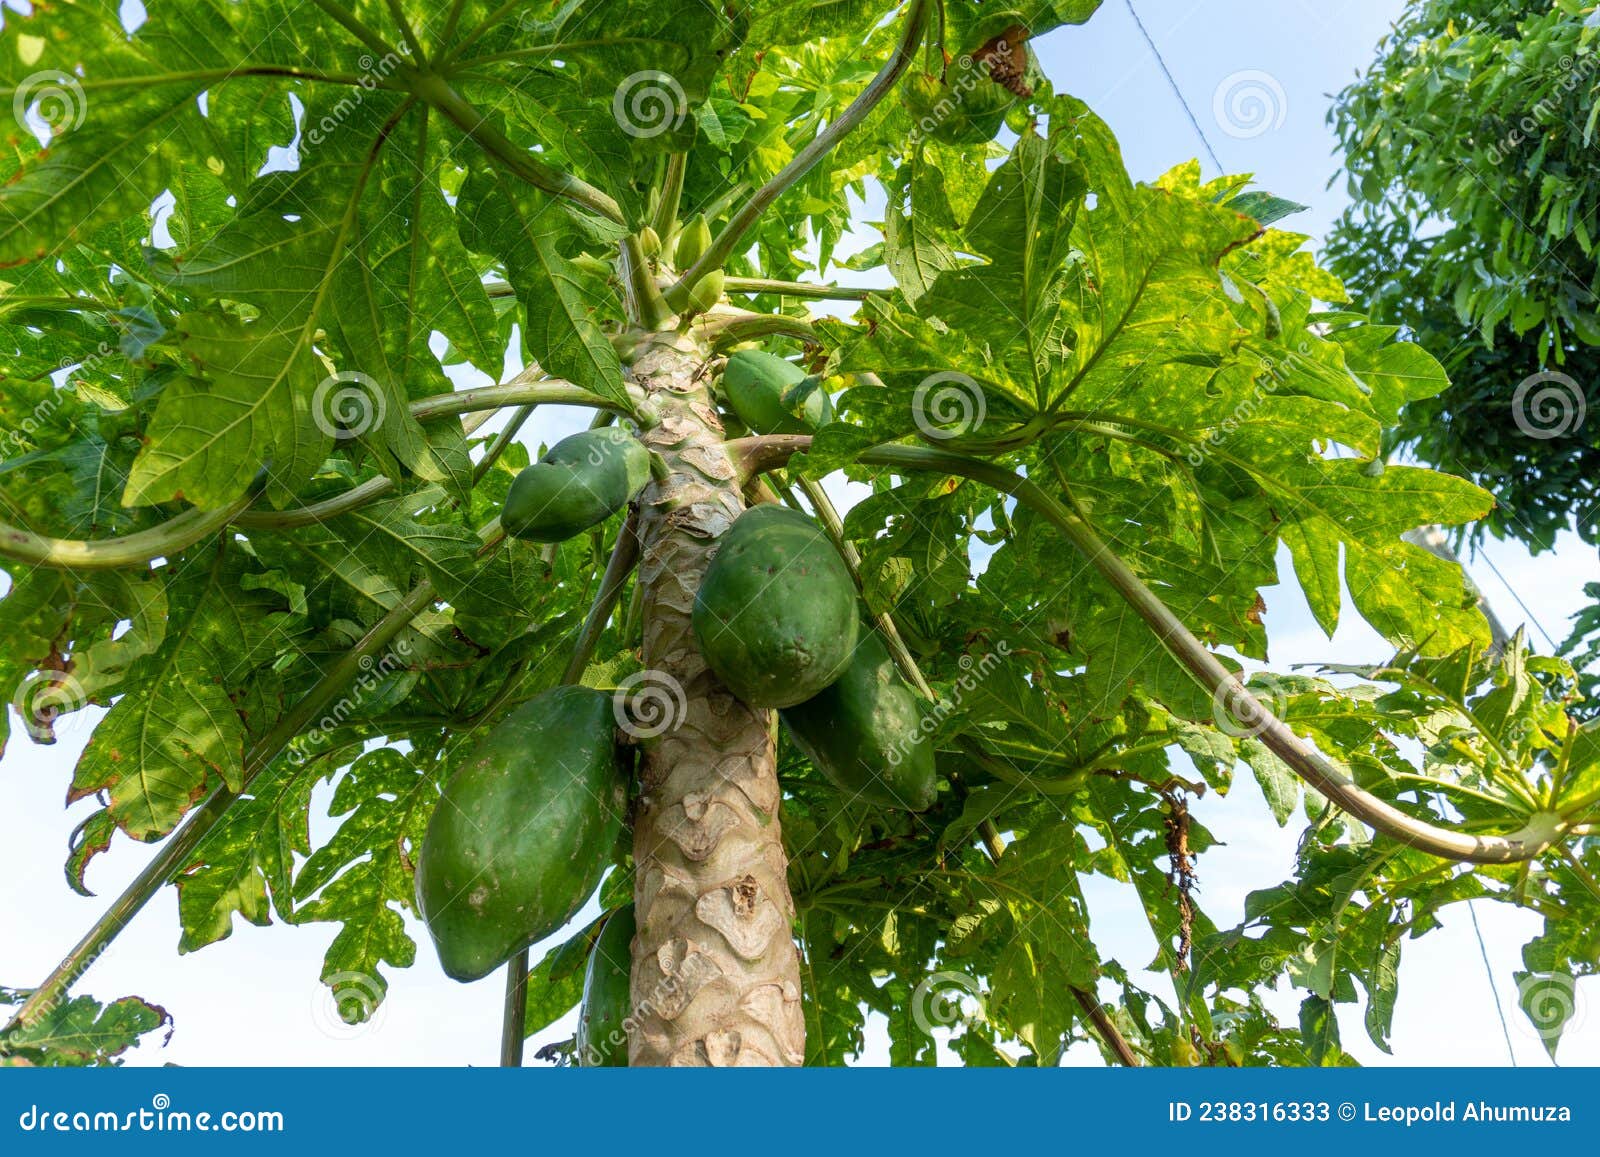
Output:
[
  {"xmin": 1326, "ymin": 0, "xmax": 1600, "ymax": 705},
  {"xmin": 0, "ymin": 0, "xmax": 1596, "ymax": 1069}
]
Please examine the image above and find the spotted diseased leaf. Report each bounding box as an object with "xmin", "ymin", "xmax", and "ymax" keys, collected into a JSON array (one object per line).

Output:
[
  {"xmin": 175, "ymin": 758, "xmax": 317, "ymax": 952},
  {"xmin": 66, "ymin": 548, "xmax": 302, "ymax": 843},
  {"xmin": 0, "ymin": 991, "xmax": 172, "ymax": 1067},
  {"xmin": 64, "ymin": 809, "xmax": 117, "ymax": 897},
  {"xmin": 70, "ymin": 657, "xmax": 243, "ymax": 842},
  {"xmin": 291, "ymin": 746, "xmax": 444, "ymax": 1015}
]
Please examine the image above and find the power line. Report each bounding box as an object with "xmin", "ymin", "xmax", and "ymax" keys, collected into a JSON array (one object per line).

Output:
[
  {"xmin": 1124, "ymin": 0, "xmax": 1224, "ymax": 173},
  {"xmin": 1467, "ymin": 900, "xmax": 1518, "ymax": 1066},
  {"xmin": 1475, "ymin": 546, "xmax": 1562, "ymax": 650}
]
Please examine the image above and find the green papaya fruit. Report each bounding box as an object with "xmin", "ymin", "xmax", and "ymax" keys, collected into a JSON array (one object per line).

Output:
[
  {"xmin": 502, "ymin": 426, "xmax": 651, "ymax": 543},
  {"xmin": 637, "ymin": 225, "xmax": 662, "ymax": 257},
  {"xmin": 692, "ymin": 505, "xmax": 859, "ymax": 707},
  {"xmin": 685, "ymin": 268, "xmax": 725, "ymax": 313},
  {"xmin": 417, "ymin": 686, "xmax": 627, "ymax": 982},
  {"xmin": 673, "ymin": 213, "xmax": 712, "ymax": 271},
  {"xmin": 723, "ymin": 350, "xmax": 832, "ymax": 435},
  {"xmin": 576, "ymin": 904, "xmax": 635, "ymax": 1066},
  {"xmin": 780, "ymin": 631, "xmax": 937, "ymax": 811}
]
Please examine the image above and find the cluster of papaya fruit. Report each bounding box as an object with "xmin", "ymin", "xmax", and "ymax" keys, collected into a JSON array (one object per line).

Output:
[
  {"xmin": 415, "ymin": 345, "xmax": 934, "ymax": 1063},
  {"xmin": 693, "ymin": 503, "xmax": 937, "ymax": 812}
]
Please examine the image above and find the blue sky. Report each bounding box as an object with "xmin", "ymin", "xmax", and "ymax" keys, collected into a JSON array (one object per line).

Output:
[{"xmin": 2, "ymin": 1, "xmax": 1596, "ymax": 1067}]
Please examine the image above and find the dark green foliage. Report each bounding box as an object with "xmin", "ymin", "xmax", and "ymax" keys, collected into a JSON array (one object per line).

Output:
[{"xmin": 1327, "ymin": 0, "xmax": 1600, "ymax": 704}]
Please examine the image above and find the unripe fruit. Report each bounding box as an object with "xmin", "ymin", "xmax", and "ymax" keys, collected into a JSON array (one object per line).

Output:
[
  {"xmin": 693, "ymin": 506, "xmax": 859, "ymax": 707},
  {"xmin": 674, "ymin": 214, "xmax": 712, "ymax": 271},
  {"xmin": 686, "ymin": 269, "xmax": 725, "ymax": 313},
  {"xmin": 570, "ymin": 253, "xmax": 613, "ymax": 278},
  {"xmin": 637, "ymin": 226, "xmax": 662, "ymax": 257},
  {"xmin": 416, "ymin": 687, "xmax": 627, "ymax": 982}
]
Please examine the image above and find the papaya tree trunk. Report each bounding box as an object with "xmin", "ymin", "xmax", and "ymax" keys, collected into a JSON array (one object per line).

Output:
[{"xmin": 627, "ymin": 333, "xmax": 806, "ymax": 1066}]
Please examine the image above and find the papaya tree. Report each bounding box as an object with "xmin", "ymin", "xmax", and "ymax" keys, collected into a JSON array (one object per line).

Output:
[{"xmin": 1, "ymin": 0, "xmax": 1597, "ymax": 1069}]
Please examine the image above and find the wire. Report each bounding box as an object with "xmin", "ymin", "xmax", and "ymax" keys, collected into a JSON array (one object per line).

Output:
[
  {"xmin": 1466, "ymin": 899, "xmax": 1518, "ymax": 1066},
  {"xmin": 1124, "ymin": 0, "xmax": 1225, "ymax": 174},
  {"xmin": 1475, "ymin": 547, "xmax": 1562, "ymax": 650}
]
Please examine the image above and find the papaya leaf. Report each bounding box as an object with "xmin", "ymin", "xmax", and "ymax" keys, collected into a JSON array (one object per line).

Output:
[{"xmin": 0, "ymin": 991, "xmax": 172, "ymax": 1067}]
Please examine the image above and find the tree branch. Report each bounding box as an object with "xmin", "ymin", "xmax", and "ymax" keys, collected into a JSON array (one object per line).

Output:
[
  {"xmin": 409, "ymin": 73, "xmax": 625, "ymax": 225},
  {"xmin": 2, "ymin": 578, "xmax": 441, "ymax": 1035},
  {"xmin": 695, "ymin": 310, "xmax": 819, "ymax": 348},
  {"xmin": 724, "ymin": 276, "xmax": 875, "ymax": 301},
  {"xmin": 728, "ymin": 435, "xmax": 1573, "ymax": 866},
  {"xmin": 0, "ymin": 374, "xmax": 613, "ymax": 565},
  {"xmin": 0, "ymin": 491, "xmax": 257, "ymax": 570},
  {"xmin": 663, "ymin": 0, "xmax": 933, "ymax": 309}
]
